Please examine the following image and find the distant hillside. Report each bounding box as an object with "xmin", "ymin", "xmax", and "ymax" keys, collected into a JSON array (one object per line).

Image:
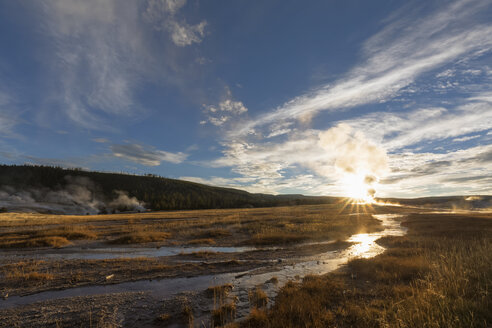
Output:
[
  {"xmin": 0, "ymin": 165, "xmax": 338, "ymax": 214},
  {"xmin": 377, "ymin": 195, "xmax": 492, "ymax": 210}
]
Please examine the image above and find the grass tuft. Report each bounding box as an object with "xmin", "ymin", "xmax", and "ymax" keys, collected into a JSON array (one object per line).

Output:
[
  {"xmin": 108, "ymin": 231, "xmax": 170, "ymax": 244},
  {"xmin": 186, "ymin": 238, "xmax": 215, "ymax": 245},
  {"xmin": 0, "ymin": 236, "xmax": 71, "ymax": 248}
]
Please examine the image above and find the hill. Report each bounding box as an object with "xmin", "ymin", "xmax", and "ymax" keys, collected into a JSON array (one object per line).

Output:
[
  {"xmin": 0, "ymin": 165, "xmax": 338, "ymax": 214},
  {"xmin": 377, "ymin": 195, "xmax": 492, "ymax": 210}
]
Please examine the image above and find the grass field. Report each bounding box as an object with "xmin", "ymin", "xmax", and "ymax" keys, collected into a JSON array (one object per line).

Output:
[
  {"xmin": 238, "ymin": 211, "xmax": 492, "ymax": 328},
  {"xmin": 0, "ymin": 203, "xmax": 386, "ymax": 297},
  {"xmin": 2, "ymin": 204, "xmax": 487, "ymax": 327},
  {"xmin": 0, "ymin": 203, "xmax": 385, "ymax": 248}
]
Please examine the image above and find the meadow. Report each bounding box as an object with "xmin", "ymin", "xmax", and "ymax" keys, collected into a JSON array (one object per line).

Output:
[
  {"xmin": 0, "ymin": 203, "xmax": 382, "ymax": 298},
  {"xmin": 0, "ymin": 204, "xmax": 489, "ymax": 327},
  {"xmin": 239, "ymin": 211, "xmax": 492, "ymax": 328}
]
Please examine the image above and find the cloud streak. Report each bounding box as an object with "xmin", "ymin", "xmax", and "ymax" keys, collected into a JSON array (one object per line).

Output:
[
  {"xmin": 210, "ymin": 91, "xmax": 492, "ymax": 197},
  {"xmin": 36, "ymin": 0, "xmax": 208, "ymax": 129},
  {"xmin": 111, "ymin": 143, "xmax": 187, "ymax": 166},
  {"xmin": 231, "ymin": 0, "xmax": 492, "ymax": 137},
  {"xmin": 209, "ymin": 0, "xmax": 492, "ymax": 198},
  {"xmin": 145, "ymin": 0, "xmax": 207, "ymax": 47}
]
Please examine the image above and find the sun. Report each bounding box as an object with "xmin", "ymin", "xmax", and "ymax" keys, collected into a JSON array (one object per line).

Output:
[{"xmin": 341, "ymin": 172, "xmax": 375, "ymax": 204}]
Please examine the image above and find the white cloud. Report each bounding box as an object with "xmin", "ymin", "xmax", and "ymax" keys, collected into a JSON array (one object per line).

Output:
[
  {"xmin": 111, "ymin": 143, "xmax": 187, "ymax": 166},
  {"xmin": 436, "ymin": 69, "xmax": 456, "ymax": 78},
  {"xmin": 199, "ymin": 1, "xmax": 492, "ymax": 197},
  {"xmin": 92, "ymin": 138, "xmax": 110, "ymax": 143},
  {"xmin": 208, "ymin": 92, "xmax": 492, "ymax": 197},
  {"xmin": 145, "ymin": 0, "xmax": 207, "ymax": 47},
  {"xmin": 0, "ymin": 88, "xmax": 20, "ymax": 137},
  {"xmin": 379, "ymin": 144, "xmax": 492, "ymax": 197},
  {"xmin": 452, "ymin": 135, "xmax": 481, "ymax": 142},
  {"xmin": 169, "ymin": 21, "xmax": 207, "ymax": 47},
  {"xmin": 203, "ymin": 89, "xmax": 248, "ymax": 126},
  {"xmin": 38, "ymin": 0, "xmax": 147, "ymax": 128},
  {"xmin": 230, "ymin": 0, "xmax": 492, "ymax": 137},
  {"xmin": 343, "ymin": 94, "xmax": 492, "ymax": 150},
  {"xmin": 36, "ymin": 0, "xmax": 208, "ymax": 129},
  {"xmin": 180, "ymin": 174, "xmax": 330, "ymax": 195}
]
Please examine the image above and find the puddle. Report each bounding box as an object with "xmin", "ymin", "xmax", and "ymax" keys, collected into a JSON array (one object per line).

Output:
[{"xmin": 0, "ymin": 213, "xmax": 407, "ymax": 316}]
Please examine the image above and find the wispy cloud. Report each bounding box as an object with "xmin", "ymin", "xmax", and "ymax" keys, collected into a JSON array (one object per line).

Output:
[
  {"xmin": 92, "ymin": 138, "xmax": 110, "ymax": 144},
  {"xmin": 201, "ymin": 88, "xmax": 248, "ymax": 126},
  {"xmin": 453, "ymin": 134, "xmax": 481, "ymax": 142},
  {"xmin": 379, "ymin": 144, "xmax": 492, "ymax": 196},
  {"xmin": 38, "ymin": 0, "xmax": 145, "ymax": 128},
  {"xmin": 204, "ymin": 0, "xmax": 492, "ymax": 197},
  {"xmin": 36, "ymin": 0, "xmax": 208, "ymax": 129},
  {"xmin": 343, "ymin": 94, "xmax": 492, "ymax": 151},
  {"xmin": 208, "ymin": 91, "xmax": 492, "ymax": 197},
  {"xmin": 145, "ymin": 0, "xmax": 207, "ymax": 47},
  {"xmin": 180, "ymin": 174, "xmax": 327, "ymax": 195},
  {"xmin": 111, "ymin": 143, "xmax": 188, "ymax": 166},
  {"xmin": 231, "ymin": 0, "xmax": 492, "ymax": 137},
  {"xmin": 0, "ymin": 86, "xmax": 21, "ymax": 138}
]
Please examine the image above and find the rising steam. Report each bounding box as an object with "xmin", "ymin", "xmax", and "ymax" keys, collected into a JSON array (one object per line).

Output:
[
  {"xmin": 0, "ymin": 176, "xmax": 146, "ymax": 215},
  {"xmin": 319, "ymin": 123, "xmax": 389, "ymax": 200}
]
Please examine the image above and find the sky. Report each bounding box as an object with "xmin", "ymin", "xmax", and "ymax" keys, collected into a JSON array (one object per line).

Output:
[{"xmin": 0, "ymin": 0, "xmax": 491, "ymax": 198}]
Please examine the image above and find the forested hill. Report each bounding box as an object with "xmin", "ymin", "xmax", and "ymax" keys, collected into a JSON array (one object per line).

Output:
[{"xmin": 0, "ymin": 165, "xmax": 338, "ymax": 213}]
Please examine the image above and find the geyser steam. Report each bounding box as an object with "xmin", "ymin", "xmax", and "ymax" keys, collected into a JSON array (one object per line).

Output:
[
  {"xmin": 0, "ymin": 176, "xmax": 146, "ymax": 214},
  {"xmin": 319, "ymin": 123, "xmax": 389, "ymax": 201}
]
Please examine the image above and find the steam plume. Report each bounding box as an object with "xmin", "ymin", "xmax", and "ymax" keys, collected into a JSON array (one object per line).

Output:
[
  {"xmin": 319, "ymin": 123, "xmax": 389, "ymax": 199},
  {"xmin": 0, "ymin": 176, "xmax": 146, "ymax": 214}
]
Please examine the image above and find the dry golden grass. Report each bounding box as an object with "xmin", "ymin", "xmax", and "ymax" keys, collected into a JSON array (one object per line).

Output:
[
  {"xmin": 0, "ymin": 236, "xmax": 71, "ymax": 248},
  {"xmin": 248, "ymin": 287, "xmax": 268, "ymax": 309},
  {"xmin": 208, "ymin": 283, "xmax": 237, "ymax": 327},
  {"xmin": 181, "ymin": 302, "xmax": 194, "ymax": 328},
  {"xmin": 186, "ymin": 238, "xmax": 216, "ymax": 245},
  {"xmin": 35, "ymin": 226, "xmax": 97, "ymax": 240},
  {"xmin": 206, "ymin": 283, "xmax": 234, "ymax": 298},
  {"xmin": 193, "ymin": 228, "xmax": 231, "ymax": 238},
  {"xmin": 154, "ymin": 313, "xmax": 172, "ymax": 324},
  {"xmin": 3, "ymin": 260, "xmax": 55, "ymax": 284},
  {"xmin": 0, "ymin": 224, "xmax": 96, "ymax": 248},
  {"xmin": 0, "ymin": 203, "xmax": 388, "ymax": 247},
  {"xmin": 212, "ymin": 303, "xmax": 237, "ymax": 327},
  {"xmin": 240, "ymin": 212, "xmax": 492, "ymax": 328},
  {"xmin": 108, "ymin": 231, "xmax": 171, "ymax": 244}
]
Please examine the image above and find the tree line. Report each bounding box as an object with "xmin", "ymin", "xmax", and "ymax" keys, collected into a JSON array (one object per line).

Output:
[{"xmin": 0, "ymin": 165, "xmax": 338, "ymax": 211}]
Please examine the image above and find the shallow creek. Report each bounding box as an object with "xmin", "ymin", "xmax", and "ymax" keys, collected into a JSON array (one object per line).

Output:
[{"xmin": 0, "ymin": 214, "xmax": 407, "ymax": 322}]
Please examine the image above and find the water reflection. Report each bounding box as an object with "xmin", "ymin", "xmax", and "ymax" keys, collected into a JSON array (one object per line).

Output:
[
  {"xmin": 345, "ymin": 214, "xmax": 406, "ymax": 258},
  {"xmin": 347, "ymin": 233, "xmax": 382, "ymax": 258}
]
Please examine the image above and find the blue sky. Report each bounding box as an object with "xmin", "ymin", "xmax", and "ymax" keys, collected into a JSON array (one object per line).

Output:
[{"xmin": 0, "ymin": 0, "xmax": 491, "ymax": 198}]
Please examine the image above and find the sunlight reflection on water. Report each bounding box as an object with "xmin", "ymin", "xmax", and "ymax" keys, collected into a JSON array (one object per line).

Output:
[
  {"xmin": 346, "ymin": 233, "xmax": 382, "ymax": 258},
  {"xmin": 345, "ymin": 214, "xmax": 406, "ymax": 258}
]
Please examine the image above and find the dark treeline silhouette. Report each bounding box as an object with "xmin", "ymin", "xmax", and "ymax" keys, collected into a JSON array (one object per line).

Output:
[{"xmin": 0, "ymin": 165, "xmax": 338, "ymax": 211}]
